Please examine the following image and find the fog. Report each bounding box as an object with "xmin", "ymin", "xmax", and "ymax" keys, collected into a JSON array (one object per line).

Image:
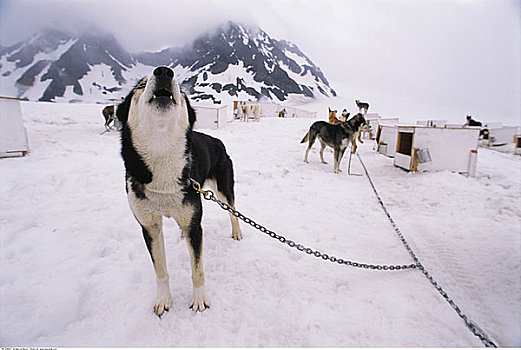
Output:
[{"xmin": 1, "ymin": 0, "xmax": 519, "ymax": 124}]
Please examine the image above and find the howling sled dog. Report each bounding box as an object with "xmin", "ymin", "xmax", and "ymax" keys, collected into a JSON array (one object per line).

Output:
[
  {"xmin": 117, "ymin": 66, "xmax": 242, "ymax": 316},
  {"xmin": 301, "ymin": 113, "xmax": 367, "ymax": 173}
]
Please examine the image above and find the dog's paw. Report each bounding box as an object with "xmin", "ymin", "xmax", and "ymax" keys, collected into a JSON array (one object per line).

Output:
[
  {"xmin": 154, "ymin": 278, "xmax": 172, "ymax": 317},
  {"xmin": 154, "ymin": 294, "xmax": 172, "ymax": 317},
  {"xmin": 322, "ymin": 161, "xmax": 328, "ymax": 164},
  {"xmin": 189, "ymin": 286, "xmax": 210, "ymax": 312},
  {"xmin": 232, "ymin": 229, "xmax": 243, "ymax": 240}
]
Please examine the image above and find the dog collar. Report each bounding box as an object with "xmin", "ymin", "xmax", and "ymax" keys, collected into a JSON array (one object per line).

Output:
[{"xmin": 144, "ymin": 186, "xmax": 178, "ymax": 195}]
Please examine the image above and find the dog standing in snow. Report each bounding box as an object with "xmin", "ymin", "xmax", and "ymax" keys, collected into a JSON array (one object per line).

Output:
[
  {"xmin": 102, "ymin": 105, "xmax": 116, "ymax": 131},
  {"xmin": 116, "ymin": 66, "xmax": 242, "ymax": 316},
  {"xmin": 355, "ymin": 99, "xmax": 369, "ymax": 115},
  {"xmin": 301, "ymin": 113, "xmax": 367, "ymax": 173}
]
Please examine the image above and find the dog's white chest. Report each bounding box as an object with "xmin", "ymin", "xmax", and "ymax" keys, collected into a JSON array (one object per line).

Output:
[
  {"xmin": 127, "ymin": 177, "xmax": 190, "ymax": 219},
  {"xmin": 129, "ymin": 127, "xmax": 191, "ymax": 217}
]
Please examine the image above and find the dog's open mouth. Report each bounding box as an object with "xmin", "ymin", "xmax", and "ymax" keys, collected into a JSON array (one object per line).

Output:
[{"xmin": 149, "ymin": 88, "xmax": 175, "ymax": 104}]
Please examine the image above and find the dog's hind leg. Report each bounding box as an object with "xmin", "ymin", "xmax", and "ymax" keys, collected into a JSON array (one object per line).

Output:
[
  {"xmin": 304, "ymin": 146, "xmax": 311, "ymax": 163},
  {"xmin": 357, "ymin": 130, "xmax": 364, "ymax": 144},
  {"xmin": 335, "ymin": 147, "xmax": 347, "ymax": 173},
  {"xmin": 351, "ymin": 138, "xmax": 358, "ymax": 154},
  {"xmin": 333, "ymin": 148, "xmax": 340, "ymax": 173},
  {"xmin": 216, "ymin": 192, "xmax": 242, "ymax": 240},
  {"xmin": 138, "ymin": 213, "xmax": 172, "ymax": 316},
  {"xmin": 303, "ymin": 131, "xmax": 317, "ymax": 163},
  {"xmin": 209, "ymin": 173, "xmax": 243, "ymax": 241}
]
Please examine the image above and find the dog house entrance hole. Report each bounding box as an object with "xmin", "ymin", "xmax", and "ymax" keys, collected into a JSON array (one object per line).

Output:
[{"xmin": 397, "ymin": 132, "xmax": 413, "ymax": 156}]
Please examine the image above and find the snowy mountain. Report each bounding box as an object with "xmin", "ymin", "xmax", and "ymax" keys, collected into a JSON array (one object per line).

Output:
[{"xmin": 0, "ymin": 22, "xmax": 336, "ymax": 103}]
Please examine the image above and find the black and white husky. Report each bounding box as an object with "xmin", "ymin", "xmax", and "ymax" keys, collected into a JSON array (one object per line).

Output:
[
  {"xmin": 301, "ymin": 113, "xmax": 367, "ymax": 173},
  {"xmin": 117, "ymin": 66, "xmax": 242, "ymax": 316}
]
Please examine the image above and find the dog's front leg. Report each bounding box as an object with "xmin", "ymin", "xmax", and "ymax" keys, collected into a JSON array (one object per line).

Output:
[
  {"xmin": 337, "ymin": 147, "xmax": 347, "ymax": 172},
  {"xmin": 351, "ymin": 138, "xmax": 358, "ymax": 154},
  {"xmin": 357, "ymin": 131, "xmax": 364, "ymax": 144},
  {"xmin": 138, "ymin": 214, "xmax": 172, "ymax": 316},
  {"xmin": 319, "ymin": 140, "xmax": 328, "ymax": 164},
  {"xmin": 186, "ymin": 223, "xmax": 209, "ymax": 312},
  {"xmin": 333, "ymin": 148, "xmax": 340, "ymax": 173}
]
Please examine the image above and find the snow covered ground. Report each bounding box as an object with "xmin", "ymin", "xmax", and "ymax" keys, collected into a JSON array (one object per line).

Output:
[{"xmin": 1, "ymin": 101, "xmax": 520, "ymax": 347}]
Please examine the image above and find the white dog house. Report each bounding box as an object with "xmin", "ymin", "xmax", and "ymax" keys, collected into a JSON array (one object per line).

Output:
[
  {"xmin": 361, "ymin": 113, "xmax": 398, "ymax": 140},
  {"xmin": 486, "ymin": 126, "xmax": 518, "ymax": 146},
  {"xmin": 393, "ymin": 125, "xmax": 480, "ymax": 176},
  {"xmin": 365, "ymin": 113, "xmax": 381, "ymax": 131},
  {"xmin": 416, "ymin": 120, "xmax": 448, "ymax": 127},
  {"xmin": 375, "ymin": 124, "xmax": 398, "ymax": 157},
  {"xmin": 380, "ymin": 117, "xmax": 399, "ymax": 126},
  {"xmin": 281, "ymin": 105, "xmax": 316, "ymax": 118},
  {"xmin": 192, "ymin": 104, "xmax": 228, "ymax": 130},
  {"xmin": 0, "ymin": 97, "xmax": 29, "ymax": 158}
]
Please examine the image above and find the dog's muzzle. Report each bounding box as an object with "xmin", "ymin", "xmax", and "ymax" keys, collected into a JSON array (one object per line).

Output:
[{"xmin": 149, "ymin": 66, "xmax": 176, "ymax": 105}]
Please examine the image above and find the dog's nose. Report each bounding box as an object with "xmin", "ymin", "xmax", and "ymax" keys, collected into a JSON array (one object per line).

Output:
[{"xmin": 153, "ymin": 66, "xmax": 174, "ymax": 79}]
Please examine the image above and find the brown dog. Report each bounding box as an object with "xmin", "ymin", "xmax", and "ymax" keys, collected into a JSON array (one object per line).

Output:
[
  {"xmin": 102, "ymin": 105, "xmax": 115, "ymax": 130},
  {"xmin": 328, "ymin": 108, "xmax": 347, "ymax": 125}
]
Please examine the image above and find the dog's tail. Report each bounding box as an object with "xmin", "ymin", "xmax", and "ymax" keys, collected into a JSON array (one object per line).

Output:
[{"xmin": 300, "ymin": 132, "xmax": 310, "ymax": 143}]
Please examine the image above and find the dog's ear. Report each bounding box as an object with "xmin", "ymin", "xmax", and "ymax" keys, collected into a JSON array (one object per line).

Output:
[
  {"xmin": 116, "ymin": 91, "xmax": 133, "ymax": 124},
  {"xmin": 117, "ymin": 77, "xmax": 148, "ymax": 124},
  {"xmin": 183, "ymin": 93, "xmax": 196, "ymax": 127},
  {"xmin": 328, "ymin": 108, "xmax": 331, "ymax": 112},
  {"xmin": 346, "ymin": 112, "xmax": 350, "ymax": 118}
]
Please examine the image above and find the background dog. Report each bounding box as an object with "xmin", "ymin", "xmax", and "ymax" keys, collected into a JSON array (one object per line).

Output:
[
  {"xmin": 117, "ymin": 66, "xmax": 242, "ymax": 316},
  {"xmin": 355, "ymin": 99, "xmax": 369, "ymax": 115},
  {"xmin": 464, "ymin": 115, "xmax": 489, "ymax": 139},
  {"xmin": 328, "ymin": 108, "xmax": 344, "ymax": 125},
  {"xmin": 102, "ymin": 105, "xmax": 115, "ymax": 130},
  {"xmin": 340, "ymin": 109, "xmax": 350, "ymax": 122},
  {"xmin": 301, "ymin": 113, "xmax": 367, "ymax": 173}
]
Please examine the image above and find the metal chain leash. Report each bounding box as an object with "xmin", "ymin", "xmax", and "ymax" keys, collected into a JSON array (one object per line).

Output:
[
  {"xmin": 190, "ymin": 179, "xmax": 417, "ymax": 271},
  {"xmin": 355, "ymin": 153, "xmax": 498, "ymax": 348},
  {"xmin": 190, "ymin": 151, "xmax": 498, "ymax": 348}
]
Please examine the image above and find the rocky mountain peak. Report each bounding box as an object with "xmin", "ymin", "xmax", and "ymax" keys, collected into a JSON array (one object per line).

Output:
[{"xmin": 0, "ymin": 21, "xmax": 336, "ymax": 103}]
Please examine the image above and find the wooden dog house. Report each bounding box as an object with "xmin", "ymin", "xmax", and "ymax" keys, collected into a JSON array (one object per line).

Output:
[
  {"xmin": 0, "ymin": 97, "xmax": 29, "ymax": 158},
  {"xmin": 393, "ymin": 125, "xmax": 480, "ymax": 176},
  {"xmin": 514, "ymin": 135, "xmax": 521, "ymax": 155}
]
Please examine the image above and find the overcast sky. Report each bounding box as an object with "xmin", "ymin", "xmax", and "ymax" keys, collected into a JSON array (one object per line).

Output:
[{"xmin": 0, "ymin": 0, "xmax": 519, "ymax": 124}]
